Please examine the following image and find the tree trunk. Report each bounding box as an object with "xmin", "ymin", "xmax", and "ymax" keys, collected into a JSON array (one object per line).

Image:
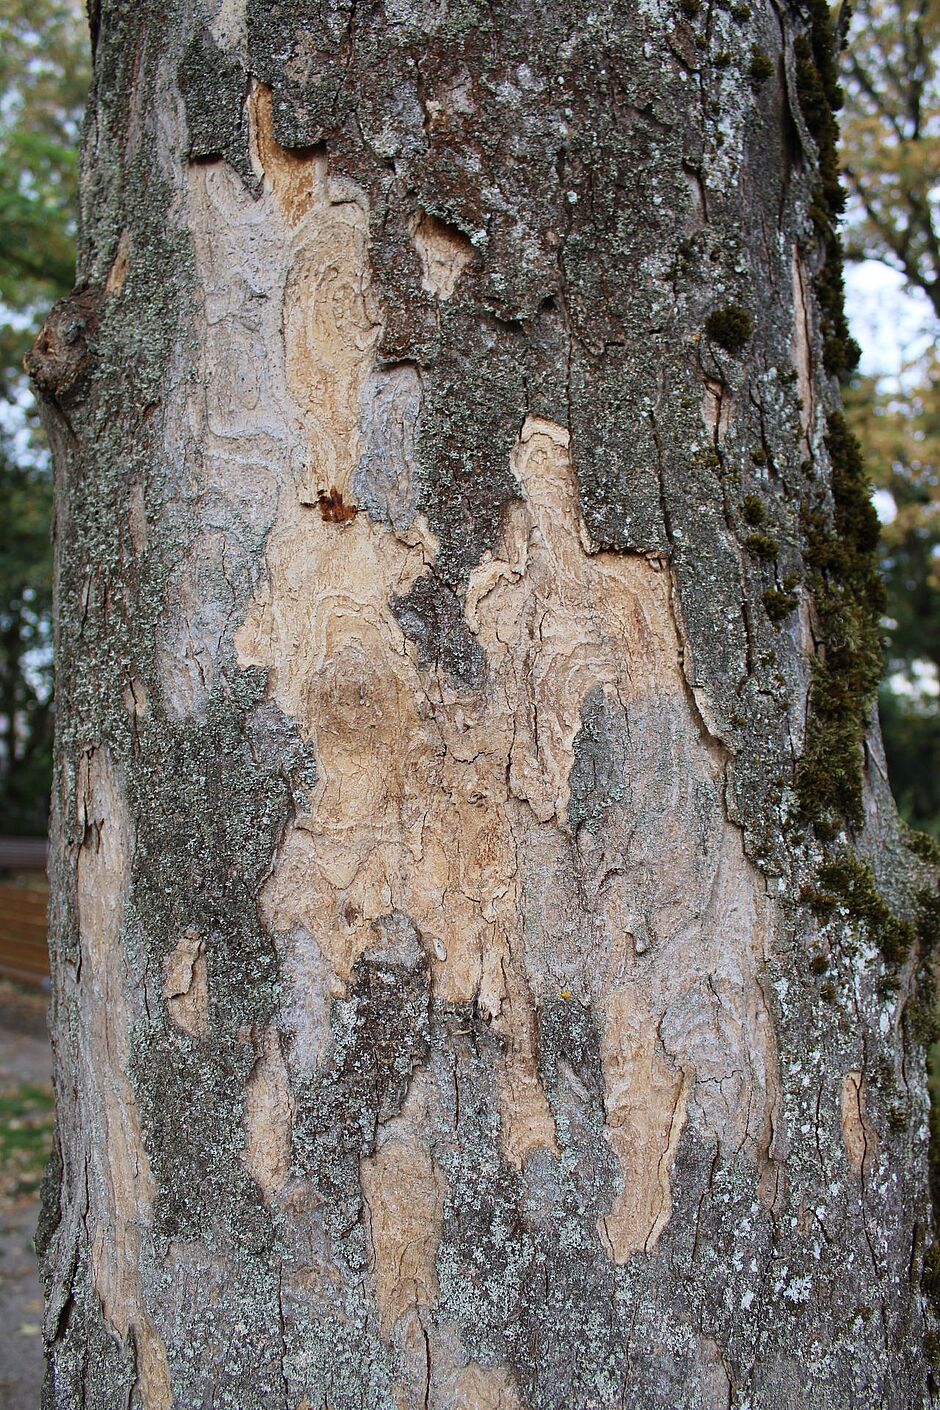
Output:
[{"xmin": 28, "ymin": 2, "xmax": 938, "ymax": 1406}]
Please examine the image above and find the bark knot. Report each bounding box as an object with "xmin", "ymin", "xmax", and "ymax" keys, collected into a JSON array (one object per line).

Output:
[{"xmin": 25, "ymin": 285, "xmax": 102, "ymax": 407}]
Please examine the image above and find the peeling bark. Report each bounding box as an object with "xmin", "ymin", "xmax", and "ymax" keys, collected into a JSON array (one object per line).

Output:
[{"xmin": 32, "ymin": 1, "xmax": 937, "ymax": 1406}]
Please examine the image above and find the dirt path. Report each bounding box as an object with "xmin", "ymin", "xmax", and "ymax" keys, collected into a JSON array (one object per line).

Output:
[{"xmin": 0, "ymin": 984, "xmax": 52, "ymax": 1410}]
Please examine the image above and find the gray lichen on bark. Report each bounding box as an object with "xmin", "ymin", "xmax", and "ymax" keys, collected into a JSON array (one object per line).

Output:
[{"xmin": 30, "ymin": 0, "xmax": 938, "ymax": 1406}]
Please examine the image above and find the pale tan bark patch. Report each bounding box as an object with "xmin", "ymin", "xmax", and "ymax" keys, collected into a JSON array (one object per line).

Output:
[
  {"xmin": 792, "ymin": 246, "xmax": 815, "ymax": 455},
  {"xmin": 162, "ymin": 929, "xmax": 208, "ymax": 1038},
  {"xmin": 250, "ymin": 82, "xmax": 326, "ymax": 226},
  {"xmin": 76, "ymin": 749, "xmax": 172, "ymax": 1409},
  {"xmin": 842, "ymin": 1070, "xmax": 879, "ymax": 1175},
  {"xmin": 453, "ymin": 1364, "xmax": 521, "ymax": 1409},
  {"xmin": 230, "ymin": 187, "xmax": 783, "ymax": 1261},
  {"xmin": 122, "ymin": 677, "xmax": 150, "ymax": 724},
  {"xmin": 105, "ymin": 230, "xmax": 131, "ymax": 295},
  {"xmin": 412, "ymin": 212, "xmax": 475, "ymax": 300},
  {"xmin": 598, "ymin": 1000, "xmax": 691, "ymax": 1260},
  {"xmin": 198, "ymin": 83, "xmax": 783, "ymax": 1343},
  {"xmin": 127, "ymin": 475, "xmax": 147, "ymax": 556},
  {"xmin": 702, "ymin": 377, "xmax": 731, "ymax": 440},
  {"xmin": 242, "ymin": 1025, "xmax": 294, "ymax": 1203},
  {"xmin": 209, "ymin": 0, "xmax": 245, "ymax": 47},
  {"xmin": 361, "ymin": 1129, "xmax": 445, "ymax": 1335},
  {"xmin": 699, "ymin": 1337, "xmax": 732, "ymax": 1410}
]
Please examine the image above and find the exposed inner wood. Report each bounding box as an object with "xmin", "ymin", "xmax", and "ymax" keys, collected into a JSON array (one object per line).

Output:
[
  {"xmin": 242, "ymin": 1024, "xmax": 294, "ymax": 1202},
  {"xmin": 163, "ymin": 928, "xmax": 209, "ymax": 1038},
  {"xmin": 76, "ymin": 749, "xmax": 172, "ymax": 1410},
  {"xmin": 171, "ymin": 82, "xmax": 785, "ymax": 1384},
  {"xmin": 841, "ymin": 1069, "xmax": 879, "ymax": 1176},
  {"xmin": 791, "ymin": 246, "xmax": 816, "ymax": 457},
  {"xmin": 412, "ymin": 212, "xmax": 475, "ymax": 300},
  {"xmin": 361, "ymin": 1075, "xmax": 445, "ymax": 1336}
]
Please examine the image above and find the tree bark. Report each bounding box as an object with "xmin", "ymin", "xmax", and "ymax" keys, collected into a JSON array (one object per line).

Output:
[{"xmin": 29, "ymin": 2, "xmax": 938, "ymax": 1407}]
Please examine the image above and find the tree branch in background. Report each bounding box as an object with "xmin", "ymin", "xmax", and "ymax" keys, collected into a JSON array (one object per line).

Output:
[{"xmin": 841, "ymin": 0, "xmax": 940, "ymax": 315}]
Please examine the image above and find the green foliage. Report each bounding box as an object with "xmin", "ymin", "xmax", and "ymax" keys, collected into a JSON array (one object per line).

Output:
[
  {"xmin": 843, "ymin": 362, "xmax": 940, "ymax": 836},
  {"xmin": 745, "ymin": 531, "xmax": 779, "ymax": 561},
  {"xmin": 879, "ymin": 687, "xmax": 940, "ymax": 836},
  {"xmin": 0, "ymin": 0, "xmax": 88, "ymax": 387},
  {"xmin": 0, "ymin": 444, "xmax": 53, "ymax": 833},
  {"xmin": 0, "ymin": 0, "xmax": 88, "ymax": 835},
  {"xmin": 840, "ymin": 0, "xmax": 940, "ymax": 318},
  {"xmin": 0, "ymin": 1079, "xmax": 54, "ymax": 1199},
  {"xmin": 845, "ymin": 367, "xmax": 940, "ymax": 675},
  {"xmin": 749, "ymin": 49, "xmax": 774, "ymax": 86},
  {"xmin": 838, "ymin": 1, "xmax": 940, "ymax": 839},
  {"xmin": 741, "ymin": 494, "xmax": 767, "ymax": 526}
]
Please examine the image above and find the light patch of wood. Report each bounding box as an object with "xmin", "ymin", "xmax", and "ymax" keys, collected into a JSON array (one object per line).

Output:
[
  {"xmin": 105, "ymin": 230, "xmax": 131, "ymax": 295},
  {"xmin": 361, "ymin": 1118, "xmax": 445, "ymax": 1333},
  {"xmin": 598, "ymin": 995, "xmax": 691, "ymax": 1259},
  {"xmin": 698, "ymin": 1338, "xmax": 732, "ymax": 1410},
  {"xmin": 76, "ymin": 749, "xmax": 172, "ymax": 1409},
  {"xmin": 230, "ymin": 125, "xmax": 782, "ymax": 1255},
  {"xmin": 242, "ymin": 393, "xmax": 781, "ymax": 1263},
  {"xmin": 841, "ymin": 1070, "xmax": 878, "ymax": 1175},
  {"xmin": 249, "ymin": 83, "xmax": 326, "ymax": 226},
  {"xmin": 412, "ymin": 212, "xmax": 475, "ymax": 300},
  {"xmin": 791, "ymin": 246, "xmax": 815, "ymax": 456},
  {"xmin": 185, "ymin": 86, "xmax": 784, "ymax": 1357},
  {"xmin": 163, "ymin": 928, "xmax": 208, "ymax": 1038},
  {"xmin": 453, "ymin": 1364, "xmax": 521, "ymax": 1409},
  {"xmin": 463, "ymin": 420, "xmax": 782, "ymax": 1258},
  {"xmin": 282, "ymin": 216, "xmax": 382, "ymax": 502},
  {"xmin": 480, "ymin": 951, "xmax": 559, "ymax": 1169},
  {"xmin": 242, "ymin": 1025, "xmax": 293, "ymax": 1203},
  {"xmin": 209, "ymin": 0, "xmax": 245, "ymax": 47},
  {"xmin": 122, "ymin": 676, "xmax": 150, "ymax": 725},
  {"xmin": 127, "ymin": 475, "xmax": 147, "ymax": 556},
  {"xmin": 392, "ymin": 1322, "xmax": 522, "ymax": 1410},
  {"xmin": 701, "ymin": 377, "xmax": 731, "ymax": 440}
]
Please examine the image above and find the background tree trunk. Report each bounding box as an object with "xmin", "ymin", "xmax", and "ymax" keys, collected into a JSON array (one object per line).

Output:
[{"xmin": 29, "ymin": 1, "xmax": 938, "ymax": 1406}]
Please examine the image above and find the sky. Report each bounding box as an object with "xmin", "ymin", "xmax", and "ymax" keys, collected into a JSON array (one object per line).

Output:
[
  {"xmin": 845, "ymin": 259, "xmax": 940, "ymax": 697},
  {"xmin": 844, "ymin": 259, "xmax": 936, "ymax": 383}
]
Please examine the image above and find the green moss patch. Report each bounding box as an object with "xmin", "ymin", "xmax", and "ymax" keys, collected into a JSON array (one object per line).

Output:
[
  {"xmin": 745, "ymin": 531, "xmax": 780, "ymax": 561},
  {"xmin": 764, "ymin": 587, "xmax": 798, "ymax": 623},
  {"xmin": 742, "ymin": 494, "xmax": 767, "ymax": 526},
  {"xmin": 796, "ymin": 414, "xmax": 884, "ymax": 832},
  {"xmin": 704, "ymin": 304, "xmax": 754, "ymax": 353},
  {"xmin": 749, "ymin": 49, "xmax": 774, "ymax": 86},
  {"xmin": 812, "ymin": 852, "xmax": 914, "ymax": 964},
  {"xmin": 793, "ymin": 0, "xmax": 860, "ymax": 379}
]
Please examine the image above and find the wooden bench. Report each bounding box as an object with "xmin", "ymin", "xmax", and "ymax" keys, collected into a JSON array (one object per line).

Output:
[
  {"xmin": 0, "ymin": 838, "xmax": 50, "ymax": 985},
  {"xmin": 0, "ymin": 884, "xmax": 50, "ymax": 984}
]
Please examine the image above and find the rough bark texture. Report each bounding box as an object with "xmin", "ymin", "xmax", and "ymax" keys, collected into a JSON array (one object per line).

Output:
[{"xmin": 31, "ymin": 1, "xmax": 940, "ymax": 1406}]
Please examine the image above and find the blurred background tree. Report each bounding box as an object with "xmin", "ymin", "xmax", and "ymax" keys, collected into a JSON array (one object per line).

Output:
[
  {"xmin": 0, "ymin": 0, "xmax": 87, "ymax": 835},
  {"xmin": 840, "ymin": 0, "xmax": 940, "ymax": 837}
]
